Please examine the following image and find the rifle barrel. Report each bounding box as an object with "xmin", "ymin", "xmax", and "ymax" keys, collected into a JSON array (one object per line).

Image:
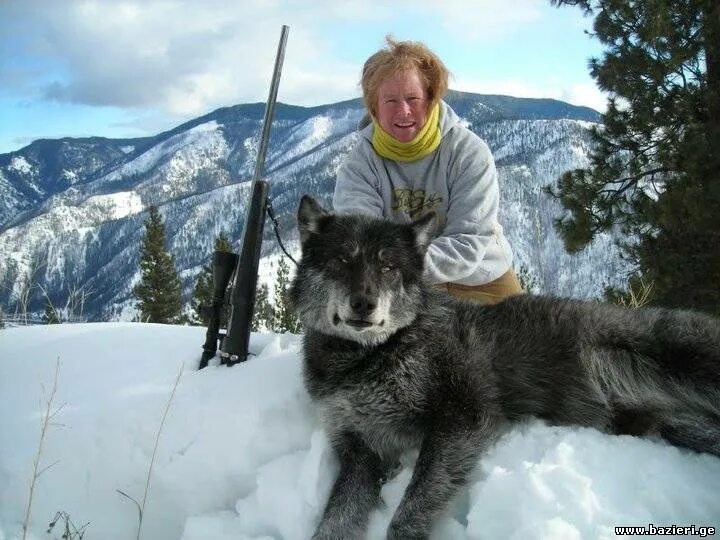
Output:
[{"xmin": 253, "ymin": 24, "xmax": 289, "ymax": 184}]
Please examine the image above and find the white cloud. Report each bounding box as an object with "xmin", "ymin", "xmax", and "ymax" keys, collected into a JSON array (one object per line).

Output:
[
  {"xmin": 453, "ymin": 76, "xmax": 607, "ymax": 113},
  {"xmin": 1, "ymin": 0, "xmax": 363, "ymax": 116},
  {"xmin": 559, "ymin": 83, "xmax": 608, "ymax": 113},
  {"xmin": 423, "ymin": 0, "xmax": 544, "ymax": 41},
  {"xmin": 0, "ymin": 0, "xmax": 601, "ymax": 125}
]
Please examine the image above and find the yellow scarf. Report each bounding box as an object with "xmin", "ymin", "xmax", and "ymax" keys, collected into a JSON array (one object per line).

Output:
[{"xmin": 371, "ymin": 102, "xmax": 441, "ymax": 162}]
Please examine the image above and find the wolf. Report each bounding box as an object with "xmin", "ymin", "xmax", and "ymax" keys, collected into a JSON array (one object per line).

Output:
[{"xmin": 289, "ymin": 195, "xmax": 720, "ymax": 540}]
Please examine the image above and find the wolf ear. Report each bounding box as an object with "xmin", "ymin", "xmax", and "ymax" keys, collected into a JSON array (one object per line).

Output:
[
  {"xmin": 297, "ymin": 195, "xmax": 330, "ymax": 243},
  {"xmin": 411, "ymin": 211, "xmax": 437, "ymax": 252}
]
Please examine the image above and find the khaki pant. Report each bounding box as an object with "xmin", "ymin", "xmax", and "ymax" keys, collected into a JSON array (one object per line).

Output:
[{"xmin": 438, "ymin": 269, "xmax": 524, "ymax": 305}]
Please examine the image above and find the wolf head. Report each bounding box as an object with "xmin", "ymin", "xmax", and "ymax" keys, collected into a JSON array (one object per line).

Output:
[{"xmin": 290, "ymin": 195, "xmax": 436, "ymax": 346}]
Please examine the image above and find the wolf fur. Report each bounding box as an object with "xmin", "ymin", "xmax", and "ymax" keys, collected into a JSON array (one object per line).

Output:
[{"xmin": 290, "ymin": 195, "xmax": 720, "ymax": 540}]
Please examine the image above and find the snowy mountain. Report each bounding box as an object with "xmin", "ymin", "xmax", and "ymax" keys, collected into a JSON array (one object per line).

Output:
[{"xmin": 0, "ymin": 92, "xmax": 628, "ymax": 321}]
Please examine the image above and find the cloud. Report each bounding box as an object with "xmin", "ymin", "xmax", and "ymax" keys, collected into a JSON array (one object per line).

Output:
[
  {"xmin": 1, "ymin": 0, "xmax": 363, "ymax": 118},
  {"xmin": 559, "ymin": 83, "xmax": 608, "ymax": 113},
  {"xmin": 423, "ymin": 0, "xmax": 544, "ymax": 41},
  {"xmin": 0, "ymin": 0, "xmax": 598, "ymax": 125},
  {"xmin": 11, "ymin": 135, "xmax": 38, "ymax": 148},
  {"xmin": 453, "ymin": 76, "xmax": 607, "ymax": 113}
]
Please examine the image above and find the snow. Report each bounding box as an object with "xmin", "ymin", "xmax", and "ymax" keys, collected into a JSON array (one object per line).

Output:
[
  {"xmin": 574, "ymin": 120, "xmax": 598, "ymax": 130},
  {"xmin": 1, "ymin": 324, "xmax": 718, "ymax": 539},
  {"xmin": 62, "ymin": 169, "xmax": 79, "ymax": 184},
  {"xmin": 9, "ymin": 156, "xmax": 34, "ymax": 175},
  {"xmin": 84, "ymin": 191, "xmax": 144, "ymax": 220},
  {"xmin": 95, "ymin": 120, "xmax": 227, "ymax": 190},
  {"xmin": 0, "ymin": 189, "xmax": 144, "ymax": 303}
]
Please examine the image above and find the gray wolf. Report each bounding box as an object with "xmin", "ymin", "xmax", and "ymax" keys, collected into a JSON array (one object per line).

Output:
[{"xmin": 290, "ymin": 195, "xmax": 720, "ymax": 540}]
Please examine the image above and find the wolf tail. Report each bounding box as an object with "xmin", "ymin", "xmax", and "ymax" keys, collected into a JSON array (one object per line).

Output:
[{"xmin": 591, "ymin": 306, "xmax": 720, "ymax": 456}]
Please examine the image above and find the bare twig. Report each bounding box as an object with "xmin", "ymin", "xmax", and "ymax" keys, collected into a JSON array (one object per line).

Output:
[
  {"xmin": 12, "ymin": 251, "xmax": 49, "ymax": 324},
  {"xmin": 64, "ymin": 281, "xmax": 95, "ymax": 320},
  {"xmin": 35, "ymin": 459, "xmax": 61, "ymax": 479},
  {"xmin": 118, "ymin": 366, "xmax": 183, "ymax": 540},
  {"xmin": 46, "ymin": 510, "xmax": 90, "ymax": 539},
  {"xmin": 116, "ymin": 489, "xmax": 142, "ymax": 525},
  {"xmin": 22, "ymin": 358, "xmax": 65, "ymax": 540}
]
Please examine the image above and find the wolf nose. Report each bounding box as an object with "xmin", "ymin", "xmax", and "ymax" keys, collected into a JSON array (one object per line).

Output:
[{"xmin": 350, "ymin": 296, "xmax": 377, "ymax": 318}]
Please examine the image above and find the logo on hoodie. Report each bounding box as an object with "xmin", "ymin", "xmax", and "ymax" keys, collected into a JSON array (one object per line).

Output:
[{"xmin": 392, "ymin": 189, "xmax": 443, "ymax": 217}]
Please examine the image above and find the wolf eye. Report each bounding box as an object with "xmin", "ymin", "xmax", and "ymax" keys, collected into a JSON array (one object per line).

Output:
[
  {"xmin": 381, "ymin": 264, "xmax": 394, "ymax": 273},
  {"xmin": 336, "ymin": 256, "xmax": 349, "ymax": 265}
]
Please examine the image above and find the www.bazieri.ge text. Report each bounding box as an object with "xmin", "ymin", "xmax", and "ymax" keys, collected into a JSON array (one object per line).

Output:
[{"xmin": 615, "ymin": 524, "xmax": 716, "ymax": 537}]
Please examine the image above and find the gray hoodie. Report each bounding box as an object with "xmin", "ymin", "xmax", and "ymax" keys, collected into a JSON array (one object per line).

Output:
[{"xmin": 333, "ymin": 100, "xmax": 514, "ymax": 285}]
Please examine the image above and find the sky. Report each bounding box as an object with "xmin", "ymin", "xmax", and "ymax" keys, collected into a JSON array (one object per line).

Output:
[{"xmin": 0, "ymin": 0, "xmax": 607, "ymax": 154}]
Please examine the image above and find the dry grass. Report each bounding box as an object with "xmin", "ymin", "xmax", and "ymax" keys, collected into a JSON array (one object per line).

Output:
[
  {"xmin": 22, "ymin": 358, "xmax": 66, "ymax": 540},
  {"xmin": 616, "ymin": 277, "xmax": 654, "ymax": 309},
  {"xmin": 117, "ymin": 366, "xmax": 183, "ymax": 540}
]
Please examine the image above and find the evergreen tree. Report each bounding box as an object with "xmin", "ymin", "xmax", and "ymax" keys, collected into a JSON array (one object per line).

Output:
[
  {"xmin": 133, "ymin": 206, "xmax": 183, "ymax": 323},
  {"xmin": 273, "ymin": 256, "xmax": 301, "ymax": 333},
  {"xmin": 0, "ymin": 305, "xmax": 6, "ymax": 329},
  {"xmin": 43, "ymin": 300, "xmax": 60, "ymax": 324},
  {"xmin": 191, "ymin": 233, "xmax": 234, "ymax": 326},
  {"xmin": 252, "ymin": 282, "xmax": 274, "ymax": 331},
  {"xmin": 548, "ymin": 0, "xmax": 720, "ymax": 315},
  {"xmin": 516, "ymin": 264, "xmax": 540, "ymax": 294}
]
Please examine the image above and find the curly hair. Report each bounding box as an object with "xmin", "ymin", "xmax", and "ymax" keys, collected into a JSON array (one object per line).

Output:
[{"xmin": 361, "ymin": 36, "xmax": 450, "ymax": 117}]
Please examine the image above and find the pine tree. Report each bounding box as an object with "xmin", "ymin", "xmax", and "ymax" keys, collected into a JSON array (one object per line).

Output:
[
  {"xmin": 548, "ymin": 0, "xmax": 720, "ymax": 316},
  {"xmin": 252, "ymin": 282, "xmax": 274, "ymax": 331},
  {"xmin": 516, "ymin": 264, "xmax": 540, "ymax": 294},
  {"xmin": 191, "ymin": 233, "xmax": 234, "ymax": 326},
  {"xmin": 273, "ymin": 256, "xmax": 301, "ymax": 333},
  {"xmin": 133, "ymin": 206, "xmax": 183, "ymax": 323},
  {"xmin": 43, "ymin": 300, "xmax": 60, "ymax": 324}
]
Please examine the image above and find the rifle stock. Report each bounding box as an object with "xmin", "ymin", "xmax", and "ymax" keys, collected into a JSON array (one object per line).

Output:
[
  {"xmin": 220, "ymin": 180, "xmax": 268, "ymax": 365},
  {"xmin": 199, "ymin": 250, "xmax": 238, "ymax": 369}
]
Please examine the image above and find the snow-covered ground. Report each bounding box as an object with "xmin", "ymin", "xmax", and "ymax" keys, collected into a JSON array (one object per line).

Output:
[{"xmin": 0, "ymin": 323, "xmax": 718, "ymax": 540}]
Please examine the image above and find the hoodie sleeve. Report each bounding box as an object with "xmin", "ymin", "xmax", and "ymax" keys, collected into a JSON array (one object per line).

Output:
[
  {"xmin": 424, "ymin": 131, "xmax": 501, "ymax": 284},
  {"xmin": 332, "ymin": 141, "xmax": 384, "ymax": 217}
]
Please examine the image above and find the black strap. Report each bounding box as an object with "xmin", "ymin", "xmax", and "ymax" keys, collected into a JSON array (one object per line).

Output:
[{"xmin": 265, "ymin": 196, "xmax": 299, "ymax": 266}]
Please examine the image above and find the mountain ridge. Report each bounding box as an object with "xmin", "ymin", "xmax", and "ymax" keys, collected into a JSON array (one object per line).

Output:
[{"xmin": 0, "ymin": 91, "xmax": 623, "ymax": 322}]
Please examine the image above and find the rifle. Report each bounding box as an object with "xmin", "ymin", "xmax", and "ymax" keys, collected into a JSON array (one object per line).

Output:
[{"xmin": 199, "ymin": 25, "xmax": 289, "ymax": 369}]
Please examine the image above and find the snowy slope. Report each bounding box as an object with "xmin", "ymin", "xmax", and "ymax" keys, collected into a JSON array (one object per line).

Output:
[{"xmin": 0, "ymin": 324, "xmax": 718, "ymax": 540}]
